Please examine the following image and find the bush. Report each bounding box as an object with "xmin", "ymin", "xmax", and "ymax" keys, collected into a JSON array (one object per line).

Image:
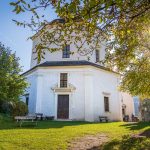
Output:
[
  {"xmin": 0, "ymin": 100, "xmax": 28, "ymax": 116},
  {"xmin": 0, "ymin": 101, "xmax": 14, "ymax": 114},
  {"xmin": 0, "ymin": 113, "xmax": 12, "ymax": 124},
  {"xmin": 12, "ymin": 101, "xmax": 28, "ymax": 116}
]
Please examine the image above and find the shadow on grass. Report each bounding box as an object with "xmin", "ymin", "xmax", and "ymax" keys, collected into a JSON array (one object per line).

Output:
[
  {"xmin": 140, "ymin": 128, "xmax": 150, "ymax": 137},
  {"xmin": 1, "ymin": 117, "xmax": 150, "ymax": 130},
  {"xmin": 100, "ymin": 139, "xmax": 120, "ymax": 150},
  {"xmin": 0, "ymin": 120, "xmax": 94, "ymax": 130},
  {"xmin": 120, "ymin": 122, "xmax": 150, "ymax": 130},
  {"xmin": 100, "ymin": 134, "xmax": 150, "ymax": 150},
  {"xmin": 33, "ymin": 120, "xmax": 92, "ymax": 129}
]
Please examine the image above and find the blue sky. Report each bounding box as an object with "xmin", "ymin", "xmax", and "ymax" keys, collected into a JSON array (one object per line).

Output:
[{"xmin": 0, "ymin": 0, "xmax": 57, "ymax": 72}]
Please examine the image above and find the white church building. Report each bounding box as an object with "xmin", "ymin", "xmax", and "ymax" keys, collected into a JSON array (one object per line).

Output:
[{"xmin": 22, "ymin": 19, "xmax": 134, "ymax": 122}]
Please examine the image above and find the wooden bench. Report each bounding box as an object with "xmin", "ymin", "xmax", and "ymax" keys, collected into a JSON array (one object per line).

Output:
[
  {"xmin": 35, "ymin": 113, "xmax": 43, "ymax": 120},
  {"xmin": 15, "ymin": 116, "xmax": 37, "ymax": 127},
  {"xmin": 45, "ymin": 116, "xmax": 54, "ymax": 120},
  {"xmin": 99, "ymin": 116, "xmax": 108, "ymax": 122}
]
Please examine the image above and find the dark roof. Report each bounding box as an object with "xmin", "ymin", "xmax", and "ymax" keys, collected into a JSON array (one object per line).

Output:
[
  {"xmin": 51, "ymin": 18, "xmax": 65, "ymax": 24},
  {"xmin": 22, "ymin": 60, "xmax": 119, "ymax": 76}
]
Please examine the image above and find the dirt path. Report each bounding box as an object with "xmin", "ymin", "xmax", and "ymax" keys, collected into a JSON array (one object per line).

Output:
[{"xmin": 68, "ymin": 134, "xmax": 108, "ymax": 150}]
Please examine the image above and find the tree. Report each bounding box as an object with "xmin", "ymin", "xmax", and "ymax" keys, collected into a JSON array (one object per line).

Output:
[
  {"xmin": 0, "ymin": 42, "xmax": 28, "ymax": 102},
  {"xmin": 10, "ymin": 0, "xmax": 150, "ymax": 99},
  {"xmin": 120, "ymin": 57, "xmax": 150, "ymax": 99}
]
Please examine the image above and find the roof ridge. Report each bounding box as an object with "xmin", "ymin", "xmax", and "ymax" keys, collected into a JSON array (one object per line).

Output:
[{"xmin": 22, "ymin": 60, "xmax": 119, "ymax": 76}]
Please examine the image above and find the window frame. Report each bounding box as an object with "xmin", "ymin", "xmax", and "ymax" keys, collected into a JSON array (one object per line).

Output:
[
  {"xmin": 104, "ymin": 96, "xmax": 109, "ymax": 112},
  {"xmin": 62, "ymin": 45, "xmax": 70, "ymax": 58},
  {"xmin": 95, "ymin": 49, "xmax": 100, "ymax": 62},
  {"xmin": 60, "ymin": 73, "xmax": 68, "ymax": 88},
  {"xmin": 25, "ymin": 94, "xmax": 29, "ymax": 106}
]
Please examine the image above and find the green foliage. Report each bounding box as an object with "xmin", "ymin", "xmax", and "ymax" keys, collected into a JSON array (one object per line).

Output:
[
  {"xmin": 0, "ymin": 100, "xmax": 28, "ymax": 116},
  {"xmin": 0, "ymin": 42, "xmax": 28, "ymax": 102},
  {"xmin": 12, "ymin": 101, "xmax": 28, "ymax": 116},
  {"xmin": 9, "ymin": 0, "xmax": 150, "ymax": 98},
  {"xmin": 0, "ymin": 101, "xmax": 14, "ymax": 114},
  {"xmin": 0, "ymin": 113, "xmax": 13, "ymax": 124},
  {"xmin": 120, "ymin": 58, "xmax": 150, "ymax": 99}
]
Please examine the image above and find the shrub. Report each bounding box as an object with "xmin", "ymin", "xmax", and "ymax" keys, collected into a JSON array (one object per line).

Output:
[
  {"xmin": 0, "ymin": 113, "xmax": 12, "ymax": 124},
  {"xmin": 0, "ymin": 100, "xmax": 28, "ymax": 116},
  {"xmin": 12, "ymin": 101, "xmax": 28, "ymax": 116},
  {"xmin": 0, "ymin": 101, "xmax": 14, "ymax": 114}
]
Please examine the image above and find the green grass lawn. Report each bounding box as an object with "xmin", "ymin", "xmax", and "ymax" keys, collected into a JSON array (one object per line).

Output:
[{"xmin": 0, "ymin": 114, "xmax": 150, "ymax": 150}]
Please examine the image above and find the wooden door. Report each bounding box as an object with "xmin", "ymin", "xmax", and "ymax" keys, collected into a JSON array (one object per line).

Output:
[{"xmin": 57, "ymin": 95, "xmax": 69, "ymax": 119}]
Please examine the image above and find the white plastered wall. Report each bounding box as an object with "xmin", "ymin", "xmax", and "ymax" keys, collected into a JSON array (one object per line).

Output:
[{"xmin": 22, "ymin": 66, "xmax": 124, "ymax": 122}]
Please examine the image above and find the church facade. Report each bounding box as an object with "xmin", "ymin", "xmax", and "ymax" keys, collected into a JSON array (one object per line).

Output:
[{"xmin": 22, "ymin": 19, "xmax": 134, "ymax": 122}]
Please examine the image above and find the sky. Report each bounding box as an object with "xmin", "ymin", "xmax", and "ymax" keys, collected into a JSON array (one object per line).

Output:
[{"xmin": 0, "ymin": 0, "xmax": 57, "ymax": 72}]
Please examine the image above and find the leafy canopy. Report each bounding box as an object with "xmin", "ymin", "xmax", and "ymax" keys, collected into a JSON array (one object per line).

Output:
[
  {"xmin": 10, "ymin": 0, "xmax": 150, "ymax": 99},
  {"xmin": 0, "ymin": 42, "xmax": 28, "ymax": 102}
]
